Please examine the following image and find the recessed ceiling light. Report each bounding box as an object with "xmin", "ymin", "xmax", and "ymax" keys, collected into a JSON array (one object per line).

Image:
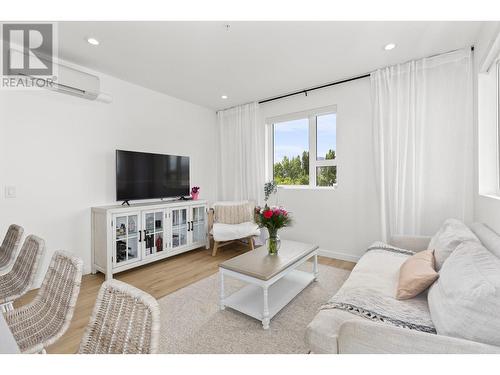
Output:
[
  {"xmin": 384, "ymin": 43, "xmax": 396, "ymax": 51},
  {"xmin": 221, "ymin": 95, "xmax": 228, "ymax": 99},
  {"xmin": 86, "ymin": 37, "xmax": 100, "ymax": 46}
]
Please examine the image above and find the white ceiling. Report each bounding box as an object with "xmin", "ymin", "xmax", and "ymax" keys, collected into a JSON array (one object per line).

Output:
[{"xmin": 57, "ymin": 21, "xmax": 486, "ymax": 109}]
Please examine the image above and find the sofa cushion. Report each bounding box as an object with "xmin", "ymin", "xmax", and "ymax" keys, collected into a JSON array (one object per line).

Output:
[
  {"xmin": 469, "ymin": 222, "xmax": 500, "ymax": 259},
  {"xmin": 396, "ymin": 250, "xmax": 439, "ymax": 300},
  {"xmin": 428, "ymin": 219, "xmax": 480, "ymax": 270},
  {"xmin": 428, "ymin": 241, "xmax": 500, "ymax": 347},
  {"xmin": 211, "ymin": 222, "xmax": 260, "ymax": 242}
]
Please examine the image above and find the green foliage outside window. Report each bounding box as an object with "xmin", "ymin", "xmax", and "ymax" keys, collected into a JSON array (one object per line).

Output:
[{"xmin": 274, "ymin": 149, "xmax": 336, "ymax": 186}]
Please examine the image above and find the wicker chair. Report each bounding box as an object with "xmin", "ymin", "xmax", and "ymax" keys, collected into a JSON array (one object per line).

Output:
[
  {"xmin": 0, "ymin": 224, "xmax": 24, "ymax": 273},
  {"xmin": 78, "ymin": 279, "xmax": 160, "ymax": 354},
  {"xmin": 0, "ymin": 234, "xmax": 44, "ymax": 312},
  {"xmin": 4, "ymin": 250, "xmax": 83, "ymax": 353}
]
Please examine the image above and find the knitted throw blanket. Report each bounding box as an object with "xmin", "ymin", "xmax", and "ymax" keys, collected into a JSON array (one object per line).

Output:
[{"xmin": 320, "ymin": 244, "xmax": 436, "ymax": 334}]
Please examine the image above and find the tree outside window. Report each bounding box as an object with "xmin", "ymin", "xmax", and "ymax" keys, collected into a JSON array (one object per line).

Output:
[{"xmin": 271, "ymin": 108, "xmax": 337, "ymax": 187}]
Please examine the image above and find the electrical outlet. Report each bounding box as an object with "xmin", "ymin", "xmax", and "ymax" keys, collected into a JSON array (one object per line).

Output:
[{"xmin": 5, "ymin": 186, "xmax": 16, "ymax": 198}]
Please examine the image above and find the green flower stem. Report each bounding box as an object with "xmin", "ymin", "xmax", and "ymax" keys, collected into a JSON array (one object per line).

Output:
[{"xmin": 268, "ymin": 228, "xmax": 279, "ymax": 255}]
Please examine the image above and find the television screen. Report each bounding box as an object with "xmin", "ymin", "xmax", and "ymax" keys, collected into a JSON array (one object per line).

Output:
[{"xmin": 116, "ymin": 150, "xmax": 190, "ymax": 201}]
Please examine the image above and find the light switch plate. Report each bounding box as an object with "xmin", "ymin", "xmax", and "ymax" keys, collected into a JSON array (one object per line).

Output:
[{"xmin": 5, "ymin": 186, "xmax": 16, "ymax": 198}]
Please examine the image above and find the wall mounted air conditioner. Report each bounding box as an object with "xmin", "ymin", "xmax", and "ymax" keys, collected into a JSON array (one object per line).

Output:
[
  {"xmin": 51, "ymin": 63, "xmax": 102, "ymax": 100},
  {"xmin": 7, "ymin": 48, "xmax": 112, "ymax": 103}
]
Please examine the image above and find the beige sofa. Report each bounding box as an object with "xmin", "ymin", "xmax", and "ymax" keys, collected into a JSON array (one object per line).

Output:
[{"xmin": 305, "ymin": 221, "xmax": 500, "ymax": 354}]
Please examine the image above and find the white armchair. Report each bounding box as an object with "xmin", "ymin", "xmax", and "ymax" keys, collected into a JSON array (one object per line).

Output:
[{"xmin": 209, "ymin": 201, "xmax": 260, "ymax": 256}]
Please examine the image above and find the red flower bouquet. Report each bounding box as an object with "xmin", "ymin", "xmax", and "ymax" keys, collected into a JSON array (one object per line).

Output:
[{"xmin": 254, "ymin": 205, "xmax": 292, "ymax": 255}]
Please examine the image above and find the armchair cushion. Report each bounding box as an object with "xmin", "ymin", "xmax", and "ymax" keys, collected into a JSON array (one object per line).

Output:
[
  {"xmin": 212, "ymin": 222, "xmax": 260, "ymax": 242},
  {"xmin": 213, "ymin": 201, "xmax": 254, "ymax": 225}
]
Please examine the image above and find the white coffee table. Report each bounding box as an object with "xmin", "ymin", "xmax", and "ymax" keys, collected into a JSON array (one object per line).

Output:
[{"xmin": 219, "ymin": 240, "xmax": 318, "ymax": 329}]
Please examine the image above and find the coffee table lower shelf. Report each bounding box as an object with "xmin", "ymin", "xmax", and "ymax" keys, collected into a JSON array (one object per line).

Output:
[{"xmin": 221, "ymin": 269, "xmax": 315, "ymax": 329}]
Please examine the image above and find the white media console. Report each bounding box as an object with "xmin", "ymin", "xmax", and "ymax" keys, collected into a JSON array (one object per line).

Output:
[{"xmin": 91, "ymin": 199, "xmax": 209, "ymax": 279}]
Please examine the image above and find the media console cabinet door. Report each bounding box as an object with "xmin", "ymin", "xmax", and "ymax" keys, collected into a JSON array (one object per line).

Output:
[
  {"xmin": 191, "ymin": 205, "xmax": 207, "ymax": 245},
  {"xmin": 142, "ymin": 209, "xmax": 166, "ymax": 257},
  {"xmin": 112, "ymin": 212, "xmax": 141, "ymax": 266},
  {"xmin": 170, "ymin": 207, "xmax": 189, "ymax": 250}
]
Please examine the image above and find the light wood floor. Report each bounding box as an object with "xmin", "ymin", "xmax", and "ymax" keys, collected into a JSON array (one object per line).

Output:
[{"xmin": 15, "ymin": 242, "xmax": 355, "ymax": 354}]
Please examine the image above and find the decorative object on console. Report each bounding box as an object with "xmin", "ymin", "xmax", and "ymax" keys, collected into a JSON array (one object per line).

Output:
[
  {"xmin": 191, "ymin": 186, "xmax": 200, "ymax": 200},
  {"xmin": 128, "ymin": 217, "xmax": 137, "ymax": 234},
  {"xmin": 117, "ymin": 223, "xmax": 126, "ymax": 237},
  {"xmin": 156, "ymin": 235, "xmax": 163, "ymax": 252},
  {"xmin": 254, "ymin": 206, "xmax": 292, "ymax": 255},
  {"xmin": 116, "ymin": 241, "xmax": 127, "ymax": 262}
]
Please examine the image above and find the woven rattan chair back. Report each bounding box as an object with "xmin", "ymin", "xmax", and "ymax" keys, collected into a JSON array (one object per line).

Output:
[
  {"xmin": 0, "ymin": 234, "xmax": 44, "ymax": 306},
  {"xmin": 4, "ymin": 250, "xmax": 83, "ymax": 353},
  {"xmin": 78, "ymin": 279, "xmax": 160, "ymax": 354},
  {"xmin": 0, "ymin": 224, "xmax": 24, "ymax": 272}
]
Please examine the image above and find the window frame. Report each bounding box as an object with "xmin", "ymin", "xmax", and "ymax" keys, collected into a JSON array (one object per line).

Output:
[{"xmin": 266, "ymin": 105, "xmax": 338, "ymax": 189}]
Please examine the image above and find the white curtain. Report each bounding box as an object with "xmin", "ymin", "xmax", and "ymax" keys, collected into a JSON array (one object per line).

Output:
[
  {"xmin": 216, "ymin": 102, "xmax": 265, "ymax": 204},
  {"xmin": 371, "ymin": 48, "xmax": 473, "ymax": 241}
]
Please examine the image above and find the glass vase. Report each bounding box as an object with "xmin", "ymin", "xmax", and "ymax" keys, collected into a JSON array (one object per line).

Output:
[{"xmin": 266, "ymin": 230, "xmax": 281, "ymax": 255}]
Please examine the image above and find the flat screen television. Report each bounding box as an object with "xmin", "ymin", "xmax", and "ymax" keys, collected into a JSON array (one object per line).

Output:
[{"xmin": 116, "ymin": 150, "xmax": 190, "ymax": 201}]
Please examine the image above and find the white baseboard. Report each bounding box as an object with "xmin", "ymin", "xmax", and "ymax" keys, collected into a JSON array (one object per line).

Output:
[{"xmin": 318, "ymin": 248, "xmax": 360, "ymax": 263}]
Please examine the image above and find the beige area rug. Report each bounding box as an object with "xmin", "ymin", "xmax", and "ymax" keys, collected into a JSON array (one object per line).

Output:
[{"xmin": 158, "ymin": 263, "xmax": 350, "ymax": 353}]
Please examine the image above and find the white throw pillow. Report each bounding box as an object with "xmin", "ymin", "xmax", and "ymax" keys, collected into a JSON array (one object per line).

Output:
[
  {"xmin": 428, "ymin": 242, "xmax": 500, "ymax": 346},
  {"xmin": 469, "ymin": 222, "xmax": 500, "ymax": 259},
  {"xmin": 428, "ymin": 219, "xmax": 480, "ymax": 270}
]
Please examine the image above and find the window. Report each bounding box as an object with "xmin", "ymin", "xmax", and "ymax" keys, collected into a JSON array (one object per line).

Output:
[
  {"xmin": 268, "ymin": 105, "xmax": 337, "ymax": 187},
  {"xmin": 273, "ymin": 118, "xmax": 310, "ymax": 185}
]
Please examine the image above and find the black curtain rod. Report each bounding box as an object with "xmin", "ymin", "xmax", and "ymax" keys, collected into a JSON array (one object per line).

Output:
[
  {"xmin": 258, "ymin": 74, "xmax": 370, "ymax": 104},
  {"xmin": 258, "ymin": 45, "xmax": 475, "ymax": 105}
]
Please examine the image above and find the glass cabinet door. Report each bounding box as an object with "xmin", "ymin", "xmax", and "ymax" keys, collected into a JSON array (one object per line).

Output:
[
  {"xmin": 171, "ymin": 208, "xmax": 188, "ymax": 249},
  {"xmin": 143, "ymin": 210, "xmax": 164, "ymax": 257},
  {"xmin": 114, "ymin": 213, "xmax": 140, "ymax": 265},
  {"xmin": 191, "ymin": 206, "xmax": 206, "ymax": 244}
]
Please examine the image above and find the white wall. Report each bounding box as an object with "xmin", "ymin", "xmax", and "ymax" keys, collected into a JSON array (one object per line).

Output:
[
  {"xmin": 0, "ymin": 67, "xmax": 217, "ymax": 287},
  {"xmin": 260, "ymin": 78, "xmax": 379, "ymax": 261},
  {"xmin": 474, "ymin": 22, "xmax": 500, "ymax": 233}
]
